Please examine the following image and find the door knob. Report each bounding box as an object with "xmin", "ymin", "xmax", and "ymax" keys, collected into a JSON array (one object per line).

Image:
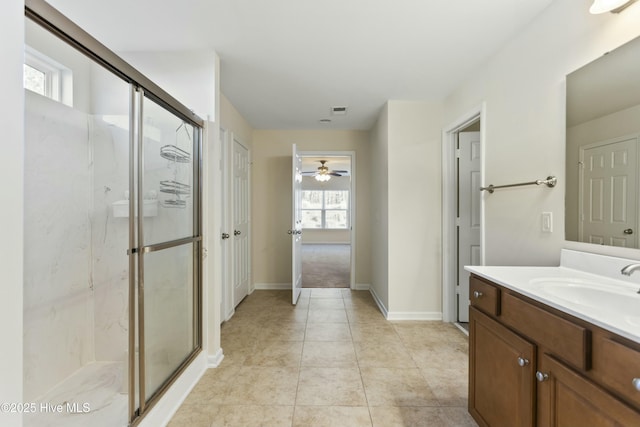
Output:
[
  {"xmin": 624, "ymin": 228, "xmax": 634, "ymax": 235},
  {"xmin": 536, "ymin": 371, "xmax": 549, "ymax": 382},
  {"xmin": 234, "ymin": 230, "xmax": 241, "ymax": 236},
  {"xmin": 221, "ymin": 233, "xmax": 230, "ymax": 240}
]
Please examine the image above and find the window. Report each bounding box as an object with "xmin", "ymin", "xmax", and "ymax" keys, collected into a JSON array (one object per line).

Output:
[
  {"xmin": 23, "ymin": 63, "xmax": 47, "ymax": 96},
  {"xmin": 23, "ymin": 47, "xmax": 71, "ymax": 105},
  {"xmin": 302, "ymin": 190, "xmax": 349, "ymax": 229}
]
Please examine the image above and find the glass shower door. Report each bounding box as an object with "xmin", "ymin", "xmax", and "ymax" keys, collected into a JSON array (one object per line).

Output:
[{"xmin": 137, "ymin": 94, "xmax": 201, "ymax": 408}]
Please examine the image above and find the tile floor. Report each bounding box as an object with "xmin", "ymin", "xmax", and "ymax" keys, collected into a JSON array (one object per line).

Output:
[{"xmin": 169, "ymin": 289, "xmax": 478, "ymax": 427}]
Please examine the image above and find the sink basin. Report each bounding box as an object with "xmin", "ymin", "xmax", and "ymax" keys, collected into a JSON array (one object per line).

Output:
[{"xmin": 529, "ymin": 277, "xmax": 640, "ymax": 326}]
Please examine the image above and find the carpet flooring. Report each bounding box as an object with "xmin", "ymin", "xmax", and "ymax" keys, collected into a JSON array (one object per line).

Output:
[{"xmin": 302, "ymin": 244, "xmax": 351, "ymax": 288}]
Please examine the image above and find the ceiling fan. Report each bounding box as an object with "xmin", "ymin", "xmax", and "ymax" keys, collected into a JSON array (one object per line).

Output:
[{"xmin": 301, "ymin": 160, "xmax": 348, "ymax": 182}]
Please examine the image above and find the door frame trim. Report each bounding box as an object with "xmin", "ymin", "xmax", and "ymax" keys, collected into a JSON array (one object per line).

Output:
[
  {"xmin": 441, "ymin": 104, "xmax": 486, "ymax": 322},
  {"xmin": 298, "ymin": 150, "xmax": 356, "ymax": 289}
]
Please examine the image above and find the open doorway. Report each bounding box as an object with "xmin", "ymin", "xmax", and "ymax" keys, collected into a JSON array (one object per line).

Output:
[
  {"xmin": 442, "ymin": 106, "xmax": 485, "ymax": 331},
  {"xmin": 299, "ymin": 153, "xmax": 354, "ymax": 288}
]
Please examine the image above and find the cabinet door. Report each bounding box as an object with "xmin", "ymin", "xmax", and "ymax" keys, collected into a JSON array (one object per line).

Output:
[
  {"xmin": 470, "ymin": 307, "xmax": 536, "ymax": 427},
  {"xmin": 537, "ymin": 353, "xmax": 640, "ymax": 427}
]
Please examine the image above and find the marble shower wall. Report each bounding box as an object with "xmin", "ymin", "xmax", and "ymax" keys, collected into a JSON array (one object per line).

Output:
[
  {"xmin": 23, "ymin": 93, "xmax": 131, "ymax": 400},
  {"xmin": 24, "ymin": 91, "xmax": 94, "ymax": 401},
  {"xmin": 90, "ymin": 116, "xmax": 129, "ymax": 363}
]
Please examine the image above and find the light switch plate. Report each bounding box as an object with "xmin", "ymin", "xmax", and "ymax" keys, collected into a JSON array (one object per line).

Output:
[{"xmin": 542, "ymin": 212, "xmax": 553, "ymax": 233}]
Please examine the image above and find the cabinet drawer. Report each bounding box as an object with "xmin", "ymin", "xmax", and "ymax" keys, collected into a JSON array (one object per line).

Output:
[
  {"xmin": 469, "ymin": 275, "xmax": 500, "ymax": 316},
  {"xmin": 501, "ymin": 291, "xmax": 591, "ymax": 370},
  {"xmin": 596, "ymin": 337, "xmax": 640, "ymax": 408}
]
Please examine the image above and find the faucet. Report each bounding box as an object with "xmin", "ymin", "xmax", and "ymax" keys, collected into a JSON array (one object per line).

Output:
[{"xmin": 620, "ymin": 263, "xmax": 640, "ymax": 293}]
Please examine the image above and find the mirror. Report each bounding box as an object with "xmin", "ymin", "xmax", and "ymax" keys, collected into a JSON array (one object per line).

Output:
[{"xmin": 566, "ymin": 35, "xmax": 640, "ymax": 248}]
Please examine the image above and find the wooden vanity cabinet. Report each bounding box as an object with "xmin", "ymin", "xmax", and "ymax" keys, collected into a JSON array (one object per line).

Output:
[
  {"xmin": 468, "ymin": 274, "xmax": 640, "ymax": 427},
  {"xmin": 536, "ymin": 353, "xmax": 640, "ymax": 427},
  {"xmin": 470, "ymin": 307, "xmax": 536, "ymax": 427}
]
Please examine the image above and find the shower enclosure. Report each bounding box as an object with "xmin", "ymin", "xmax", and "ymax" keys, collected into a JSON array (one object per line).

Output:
[{"xmin": 23, "ymin": 2, "xmax": 203, "ymax": 426}]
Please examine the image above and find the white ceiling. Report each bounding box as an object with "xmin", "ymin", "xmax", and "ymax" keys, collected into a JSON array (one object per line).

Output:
[{"xmin": 45, "ymin": 0, "xmax": 554, "ymax": 130}]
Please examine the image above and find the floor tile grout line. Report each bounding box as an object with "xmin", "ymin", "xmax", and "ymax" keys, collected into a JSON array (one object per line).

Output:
[
  {"xmin": 345, "ymin": 292, "xmax": 376, "ymax": 427},
  {"xmin": 291, "ymin": 294, "xmax": 310, "ymax": 427},
  {"xmin": 171, "ymin": 290, "xmax": 474, "ymax": 426}
]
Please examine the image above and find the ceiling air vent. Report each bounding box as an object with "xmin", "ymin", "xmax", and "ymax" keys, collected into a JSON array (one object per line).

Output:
[{"xmin": 331, "ymin": 106, "xmax": 348, "ymax": 116}]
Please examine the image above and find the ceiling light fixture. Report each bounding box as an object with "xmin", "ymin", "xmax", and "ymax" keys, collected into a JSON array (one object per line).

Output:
[
  {"xmin": 315, "ymin": 161, "xmax": 331, "ymax": 182},
  {"xmin": 589, "ymin": 0, "xmax": 634, "ymax": 13}
]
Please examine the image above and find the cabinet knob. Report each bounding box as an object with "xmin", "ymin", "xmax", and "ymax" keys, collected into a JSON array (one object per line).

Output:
[
  {"xmin": 517, "ymin": 357, "xmax": 529, "ymax": 367},
  {"xmin": 633, "ymin": 378, "xmax": 640, "ymax": 391},
  {"xmin": 221, "ymin": 233, "xmax": 230, "ymax": 240},
  {"xmin": 473, "ymin": 290, "xmax": 483, "ymax": 298},
  {"xmin": 536, "ymin": 371, "xmax": 549, "ymax": 382},
  {"xmin": 234, "ymin": 230, "xmax": 241, "ymax": 236}
]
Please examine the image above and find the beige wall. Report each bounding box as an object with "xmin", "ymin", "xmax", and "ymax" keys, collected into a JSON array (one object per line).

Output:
[
  {"xmin": 369, "ymin": 101, "xmax": 444, "ymax": 317},
  {"xmin": 302, "ymin": 230, "xmax": 351, "ymax": 244},
  {"xmin": 387, "ymin": 101, "xmax": 443, "ymax": 316},
  {"xmin": 221, "ymin": 93, "xmax": 253, "ymax": 146},
  {"xmin": 369, "ymin": 104, "xmax": 390, "ymax": 309},
  {"xmin": 251, "ymin": 130, "xmax": 371, "ymax": 286}
]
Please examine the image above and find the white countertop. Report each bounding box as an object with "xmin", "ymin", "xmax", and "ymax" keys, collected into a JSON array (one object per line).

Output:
[{"xmin": 465, "ymin": 250, "xmax": 640, "ymax": 344}]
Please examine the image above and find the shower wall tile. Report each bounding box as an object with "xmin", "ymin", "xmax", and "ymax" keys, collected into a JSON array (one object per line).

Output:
[{"xmin": 24, "ymin": 92, "xmax": 94, "ymax": 400}]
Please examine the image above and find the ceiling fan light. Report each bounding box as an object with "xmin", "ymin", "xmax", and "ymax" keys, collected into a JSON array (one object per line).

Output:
[
  {"xmin": 315, "ymin": 174, "xmax": 331, "ymax": 182},
  {"xmin": 589, "ymin": 0, "xmax": 631, "ymax": 13}
]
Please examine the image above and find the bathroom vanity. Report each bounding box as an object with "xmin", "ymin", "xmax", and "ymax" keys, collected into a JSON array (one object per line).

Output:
[{"xmin": 466, "ymin": 250, "xmax": 640, "ymax": 427}]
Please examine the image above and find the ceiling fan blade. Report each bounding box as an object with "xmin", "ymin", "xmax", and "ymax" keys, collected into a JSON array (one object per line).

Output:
[
  {"xmin": 332, "ymin": 170, "xmax": 349, "ymax": 174},
  {"xmin": 329, "ymin": 172, "xmax": 342, "ymax": 177}
]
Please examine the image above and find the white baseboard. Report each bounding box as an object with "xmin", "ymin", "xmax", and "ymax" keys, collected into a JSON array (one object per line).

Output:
[
  {"xmin": 207, "ymin": 348, "xmax": 224, "ymax": 368},
  {"xmin": 256, "ymin": 283, "xmax": 368, "ymax": 291},
  {"xmin": 303, "ymin": 241, "xmax": 351, "ymax": 245},
  {"xmin": 254, "ymin": 282, "xmax": 291, "ymax": 290},
  {"xmin": 368, "ymin": 286, "xmax": 389, "ymax": 318},
  {"xmin": 386, "ymin": 311, "xmax": 443, "ymax": 321},
  {"xmin": 368, "ymin": 286, "xmax": 442, "ymax": 321},
  {"xmin": 138, "ymin": 352, "xmax": 207, "ymax": 427}
]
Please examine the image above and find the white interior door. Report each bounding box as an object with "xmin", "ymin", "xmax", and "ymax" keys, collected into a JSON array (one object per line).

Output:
[
  {"xmin": 291, "ymin": 144, "xmax": 303, "ymax": 304},
  {"xmin": 457, "ymin": 131, "xmax": 481, "ymax": 322},
  {"xmin": 232, "ymin": 138, "xmax": 250, "ymax": 307},
  {"xmin": 580, "ymin": 136, "xmax": 638, "ymax": 247}
]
